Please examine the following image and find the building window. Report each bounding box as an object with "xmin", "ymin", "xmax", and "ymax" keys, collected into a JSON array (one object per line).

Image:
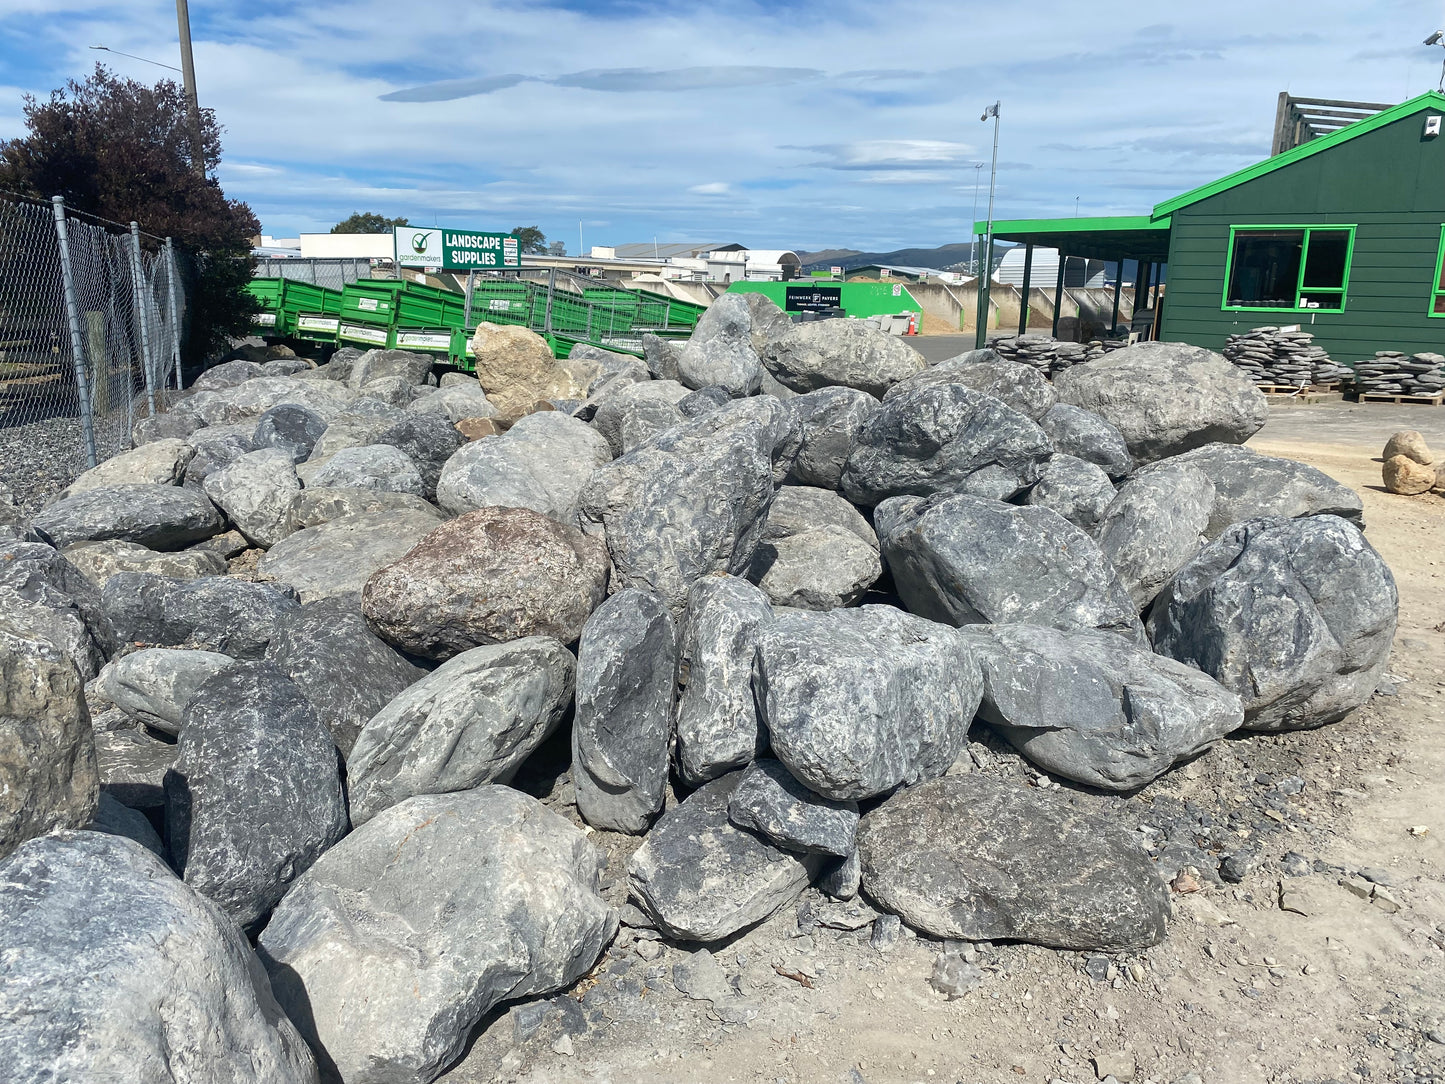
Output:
[
  {"xmin": 1222, "ymin": 225, "xmax": 1354, "ymax": 312},
  {"xmin": 1431, "ymin": 225, "xmax": 1445, "ymax": 317}
]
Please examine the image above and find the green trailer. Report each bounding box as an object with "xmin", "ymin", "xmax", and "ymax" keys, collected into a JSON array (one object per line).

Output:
[{"xmin": 245, "ymin": 279, "xmax": 344, "ymax": 341}]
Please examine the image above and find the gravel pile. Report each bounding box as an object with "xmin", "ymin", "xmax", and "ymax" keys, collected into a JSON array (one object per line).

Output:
[
  {"xmin": 1222, "ymin": 327, "xmax": 1351, "ymax": 387},
  {"xmin": 987, "ymin": 335, "xmax": 1120, "ymax": 377},
  {"xmin": 1350, "ymin": 351, "xmax": 1445, "ymax": 398}
]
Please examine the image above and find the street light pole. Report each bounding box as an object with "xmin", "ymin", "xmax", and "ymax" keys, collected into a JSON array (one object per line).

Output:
[
  {"xmin": 175, "ymin": 0, "xmax": 207, "ymax": 176},
  {"xmin": 975, "ymin": 101, "xmax": 1001, "ymax": 349}
]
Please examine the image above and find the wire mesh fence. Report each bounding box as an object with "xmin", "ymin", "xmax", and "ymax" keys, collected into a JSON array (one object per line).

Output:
[
  {"xmin": 0, "ymin": 191, "xmax": 187, "ymax": 512},
  {"xmin": 252, "ymin": 257, "xmax": 370, "ymax": 292}
]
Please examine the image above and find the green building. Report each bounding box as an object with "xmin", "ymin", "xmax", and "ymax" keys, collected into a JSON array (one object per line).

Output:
[{"xmin": 978, "ymin": 91, "xmax": 1445, "ymax": 362}]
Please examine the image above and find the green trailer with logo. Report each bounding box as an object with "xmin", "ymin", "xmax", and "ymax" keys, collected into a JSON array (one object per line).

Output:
[{"xmin": 245, "ymin": 278, "xmax": 344, "ymax": 341}]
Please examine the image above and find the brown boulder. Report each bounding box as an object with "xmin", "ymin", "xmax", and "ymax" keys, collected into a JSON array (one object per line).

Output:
[
  {"xmin": 1382, "ymin": 429, "xmax": 1433, "ymax": 465},
  {"xmin": 469, "ymin": 324, "xmax": 596, "ymax": 422},
  {"xmin": 362, "ymin": 507, "xmax": 609, "ymax": 659},
  {"xmin": 455, "ymin": 416, "xmax": 503, "ymax": 441},
  {"xmin": 1382, "ymin": 454, "xmax": 1435, "ymax": 495}
]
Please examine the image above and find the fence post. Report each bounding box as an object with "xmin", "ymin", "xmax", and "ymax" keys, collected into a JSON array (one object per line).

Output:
[
  {"xmin": 544, "ymin": 268, "xmax": 555, "ymax": 335},
  {"xmin": 128, "ymin": 223, "xmax": 157, "ymax": 416},
  {"xmin": 165, "ymin": 237, "xmax": 185, "ymax": 391},
  {"xmin": 51, "ymin": 197, "xmax": 99, "ymax": 469},
  {"xmin": 463, "ymin": 270, "xmax": 475, "ymax": 329}
]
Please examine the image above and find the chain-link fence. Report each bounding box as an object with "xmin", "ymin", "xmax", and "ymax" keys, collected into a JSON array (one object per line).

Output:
[
  {"xmin": 0, "ymin": 191, "xmax": 187, "ymax": 512},
  {"xmin": 252, "ymin": 257, "xmax": 370, "ymax": 292}
]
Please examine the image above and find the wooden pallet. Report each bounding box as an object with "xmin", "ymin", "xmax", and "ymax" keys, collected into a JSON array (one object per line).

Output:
[{"xmin": 1358, "ymin": 391, "xmax": 1444, "ymax": 405}]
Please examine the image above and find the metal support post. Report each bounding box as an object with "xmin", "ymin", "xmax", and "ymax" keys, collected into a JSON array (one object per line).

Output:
[
  {"xmin": 129, "ymin": 222, "xmax": 157, "ymax": 416},
  {"xmin": 165, "ymin": 237, "xmax": 185, "ymax": 390},
  {"xmin": 1051, "ymin": 256, "xmax": 1066, "ymax": 338},
  {"xmin": 1110, "ymin": 263, "xmax": 1124, "ymax": 336},
  {"xmin": 544, "ymin": 268, "xmax": 556, "ymax": 335},
  {"xmin": 52, "ymin": 197, "xmax": 98, "ymax": 468},
  {"xmin": 463, "ymin": 270, "xmax": 475, "ymax": 328},
  {"xmin": 975, "ymin": 101, "xmax": 1001, "ymax": 349},
  {"xmin": 1017, "ymin": 243, "xmax": 1034, "ymax": 336}
]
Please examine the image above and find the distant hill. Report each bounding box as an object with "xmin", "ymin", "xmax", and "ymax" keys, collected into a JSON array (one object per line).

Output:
[
  {"xmin": 794, "ymin": 248, "xmax": 862, "ymax": 265},
  {"xmin": 797, "ymin": 241, "xmax": 1006, "ymax": 273}
]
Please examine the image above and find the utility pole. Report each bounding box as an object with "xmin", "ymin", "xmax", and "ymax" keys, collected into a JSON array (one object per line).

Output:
[{"xmin": 175, "ymin": 0, "xmax": 207, "ymax": 176}]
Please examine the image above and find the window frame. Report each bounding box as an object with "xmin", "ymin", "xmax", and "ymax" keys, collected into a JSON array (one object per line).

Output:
[
  {"xmin": 1220, "ymin": 223, "xmax": 1357, "ymax": 314},
  {"xmin": 1430, "ymin": 224, "xmax": 1445, "ymax": 319}
]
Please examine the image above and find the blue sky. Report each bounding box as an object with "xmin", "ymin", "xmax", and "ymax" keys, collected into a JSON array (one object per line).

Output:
[{"xmin": 1, "ymin": 0, "xmax": 1439, "ymax": 252}]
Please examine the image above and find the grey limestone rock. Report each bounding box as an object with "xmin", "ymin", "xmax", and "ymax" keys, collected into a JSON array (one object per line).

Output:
[
  {"xmin": 876, "ymin": 493, "xmax": 1144, "ymax": 641},
  {"xmin": 675, "ymin": 292, "xmax": 765, "ymax": 396},
  {"xmin": 1053, "ymin": 341, "xmax": 1269, "ymax": 463},
  {"xmin": 257, "ymin": 507, "xmax": 443, "ymax": 603},
  {"xmin": 962, "ymin": 623, "xmax": 1243, "ymax": 790},
  {"xmin": 253, "ymin": 402, "xmax": 327, "ymax": 462},
  {"xmin": 727, "ymin": 758, "xmax": 859, "ymax": 856},
  {"xmin": 0, "ymin": 831, "xmax": 319, "ymax": 1084},
  {"xmin": 749, "ymin": 524, "xmax": 881, "ymax": 611},
  {"xmin": 1023, "ymin": 452, "xmax": 1116, "ymax": 532},
  {"xmin": 309, "ymin": 398, "xmax": 407, "ymax": 460},
  {"xmin": 590, "ymin": 380, "xmax": 690, "ymax": 456},
  {"xmin": 573, "ymin": 589, "xmax": 678, "ymax": 833},
  {"xmin": 132, "ymin": 410, "xmax": 201, "ymax": 446},
  {"xmin": 182, "ymin": 422, "xmax": 257, "ymax": 489},
  {"xmin": 56, "ymin": 438, "xmax": 194, "ymax": 498},
  {"xmin": 783, "ymin": 385, "xmax": 880, "ymax": 489},
  {"xmin": 674, "ymin": 574, "xmax": 774, "ymax": 786},
  {"xmin": 1039, "ymin": 402, "xmax": 1134, "ymax": 479},
  {"xmin": 1147, "ymin": 515, "xmax": 1397, "ymax": 731},
  {"xmin": 166, "ymin": 662, "xmax": 348, "ymax": 929},
  {"xmin": 61, "ymin": 538, "xmax": 228, "ymax": 588},
  {"xmin": 840, "ymin": 383, "xmax": 1052, "ymax": 507},
  {"xmin": 359, "ymin": 374, "xmax": 416, "ymax": 407},
  {"xmin": 193, "ymin": 358, "xmax": 263, "ymax": 390},
  {"xmin": 283, "ymin": 487, "xmax": 440, "ymax": 533},
  {"xmin": 886, "ymin": 354, "xmax": 1056, "ymax": 421},
  {"xmin": 0, "ymin": 539, "xmax": 116, "ymax": 677},
  {"xmin": 264, "ymin": 595, "xmax": 425, "ymax": 756},
  {"xmin": 642, "ymin": 332, "xmax": 681, "ymax": 381},
  {"xmin": 347, "ymin": 347, "xmax": 434, "ymax": 389},
  {"xmin": 754, "ymin": 606, "xmax": 982, "ymax": 801},
  {"xmin": 677, "ymin": 384, "xmax": 732, "ymax": 417},
  {"xmin": 94, "ymin": 728, "xmax": 176, "ymax": 811},
  {"xmin": 857, "ymin": 775, "xmax": 1170, "ymax": 950},
  {"xmin": 32, "ymin": 483, "xmax": 223, "ymax": 549},
  {"xmin": 627, "ymin": 773, "xmax": 820, "ymax": 942},
  {"xmin": 363, "ymin": 506, "xmax": 609, "ymax": 659},
  {"xmin": 101, "ymin": 572, "xmax": 300, "ymax": 659},
  {"xmin": 258, "ymin": 787, "xmax": 615, "ymax": 1084},
  {"xmin": 299, "ymin": 443, "xmax": 425, "ymax": 496},
  {"xmin": 406, "ymin": 384, "xmax": 497, "ymax": 424},
  {"xmin": 202, "ymin": 447, "xmax": 301, "ymax": 548},
  {"xmin": 762, "ymin": 318, "xmax": 926, "ymax": 397},
  {"xmin": 93, "ymin": 647, "xmax": 236, "ymax": 734},
  {"xmin": 763, "ymin": 484, "xmax": 877, "ymax": 548},
  {"xmin": 347, "ymin": 637, "xmax": 575, "ymax": 824},
  {"xmin": 1096, "ymin": 463, "xmax": 1216, "ymax": 610},
  {"xmin": 372, "ymin": 410, "xmax": 466, "ymax": 500}
]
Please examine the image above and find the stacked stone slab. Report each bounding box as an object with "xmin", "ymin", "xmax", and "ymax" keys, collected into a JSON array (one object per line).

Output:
[
  {"xmin": 1351, "ymin": 350, "xmax": 1445, "ymax": 397},
  {"xmin": 1222, "ymin": 327, "xmax": 1351, "ymax": 386},
  {"xmin": 987, "ymin": 335, "xmax": 1119, "ymax": 377}
]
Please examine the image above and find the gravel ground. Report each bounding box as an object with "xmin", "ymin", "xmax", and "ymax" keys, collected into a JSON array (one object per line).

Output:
[{"xmin": 0, "ymin": 412, "xmax": 135, "ymax": 515}]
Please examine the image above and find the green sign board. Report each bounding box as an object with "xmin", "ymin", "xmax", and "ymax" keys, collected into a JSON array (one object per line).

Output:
[{"xmin": 394, "ymin": 226, "xmax": 521, "ymax": 271}]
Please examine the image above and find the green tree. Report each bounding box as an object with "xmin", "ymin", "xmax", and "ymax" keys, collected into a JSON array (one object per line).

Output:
[
  {"xmin": 510, "ymin": 225, "xmax": 548, "ymax": 255},
  {"xmin": 0, "ymin": 64, "xmax": 258, "ymax": 366},
  {"xmin": 331, "ymin": 211, "xmax": 409, "ymax": 234}
]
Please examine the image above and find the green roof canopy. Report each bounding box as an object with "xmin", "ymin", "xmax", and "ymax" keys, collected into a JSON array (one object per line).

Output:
[{"xmin": 971, "ymin": 215, "xmax": 1173, "ymax": 262}]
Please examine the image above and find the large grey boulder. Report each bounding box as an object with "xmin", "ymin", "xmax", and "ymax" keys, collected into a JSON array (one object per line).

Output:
[
  {"xmin": 258, "ymin": 788, "xmax": 616, "ymax": 1084},
  {"xmin": 1096, "ymin": 463, "xmax": 1216, "ymax": 610},
  {"xmin": 132, "ymin": 410, "xmax": 201, "ymax": 446},
  {"xmin": 754, "ymin": 606, "xmax": 982, "ymax": 800},
  {"xmin": 572, "ymin": 590, "xmax": 677, "ymax": 834},
  {"xmin": 363, "ymin": 507, "xmax": 609, "ymax": 659},
  {"xmin": 1039, "ymin": 402, "xmax": 1134, "ymax": 479},
  {"xmin": 347, "ymin": 348, "xmax": 434, "ymax": 389},
  {"xmin": 0, "ymin": 584, "xmax": 106, "ymax": 685},
  {"xmin": 309, "ymin": 398, "xmax": 407, "ymax": 460},
  {"xmin": 166, "ymin": 662, "xmax": 348, "ymax": 929},
  {"xmin": 579, "ymin": 398, "xmax": 794, "ymax": 614},
  {"xmin": 284, "ymin": 487, "xmax": 439, "ymax": 533},
  {"xmin": 61, "ymin": 538, "xmax": 227, "ymax": 587},
  {"xmin": 0, "ymin": 539, "xmax": 116, "ymax": 678},
  {"xmin": 674, "ymin": 574, "xmax": 774, "ymax": 786},
  {"xmin": 962, "ymin": 623, "xmax": 1243, "ymax": 790},
  {"xmin": 93, "ymin": 647, "xmax": 235, "ymax": 735},
  {"xmin": 876, "ymin": 493, "xmax": 1144, "ymax": 641},
  {"xmin": 675, "ymin": 292, "xmax": 766, "ymax": 396},
  {"xmin": 727, "ymin": 758, "xmax": 858, "ymax": 856},
  {"xmin": 0, "ymin": 831, "xmax": 319, "ymax": 1083},
  {"xmin": 56, "ymin": 437, "xmax": 194, "ymax": 498},
  {"xmin": 193, "ymin": 357, "xmax": 262, "ymax": 390},
  {"xmin": 264, "ymin": 596, "xmax": 425, "ymax": 756},
  {"xmin": 1053, "ymin": 342, "xmax": 1269, "ymax": 463},
  {"xmin": 102, "ymin": 573, "xmax": 299, "ymax": 658},
  {"xmin": 590, "ymin": 380, "xmax": 690, "ymax": 456},
  {"xmin": 32, "ymin": 483, "xmax": 222, "ymax": 549},
  {"xmin": 627, "ymin": 772, "xmax": 820, "ymax": 942},
  {"xmin": 839, "ymin": 383, "xmax": 1052, "ymax": 507},
  {"xmin": 182, "ymin": 377, "xmax": 354, "ymax": 427},
  {"xmin": 257, "ymin": 507, "xmax": 444, "ymax": 603},
  {"xmin": 253, "ymin": 402, "xmax": 327, "ymax": 462},
  {"xmin": 749, "ymin": 526, "xmax": 880, "ymax": 611},
  {"xmin": 642, "ymin": 332, "xmax": 681, "ymax": 381},
  {"xmin": 763, "ymin": 483, "xmax": 878, "ymax": 548},
  {"xmin": 762, "ymin": 319, "xmax": 926, "ymax": 397},
  {"xmin": 1148, "ymin": 515, "xmax": 1397, "ymax": 731},
  {"xmin": 1023, "ymin": 453, "xmax": 1115, "ymax": 533},
  {"xmin": 783, "ymin": 386, "xmax": 880, "ymax": 489},
  {"xmin": 0, "ymin": 609, "xmax": 98, "ymax": 861},
  {"xmin": 202, "ymin": 447, "xmax": 301, "ymax": 548},
  {"xmin": 1135, "ymin": 442, "xmax": 1365, "ymax": 537},
  {"xmin": 347, "ymin": 637, "xmax": 575, "ymax": 825},
  {"xmin": 95, "ymin": 728, "xmax": 175, "ymax": 811},
  {"xmin": 182, "ymin": 422, "xmax": 257, "ymax": 489},
  {"xmin": 299, "ymin": 443, "xmax": 425, "ymax": 496},
  {"xmin": 371, "ymin": 411, "xmax": 466, "ymax": 501},
  {"xmin": 435, "ymin": 411, "xmax": 613, "ymax": 522},
  {"xmin": 886, "ymin": 354, "xmax": 1055, "ymax": 420},
  {"xmin": 406, "ymin": 384, "xmax": 497, "ymax": 424},
  {"xmin": 857, "ymin": 775, "xmax": 1170, "ymax": 950}
]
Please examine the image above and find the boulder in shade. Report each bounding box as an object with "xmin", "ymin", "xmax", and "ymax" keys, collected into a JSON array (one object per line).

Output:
[
  {"xmin": 347, "ymin": 348, "xmax": 434, "ymax": 389},
  {"xmin": 253, "ymin": 402, "xmax": 327, "ymax": 461},
  {"xmin": 727, "ymin": 758, "xmax": 859, "ymax": 856},
  {"xmin": 95, "ymin": 728, "xmax": 176, "ymax": 811},
  {"xmin": 32, "ymin": 483, "xmax": 223, "ymax": 549},
  {"xmin": 93, "ymin": 647, "xmax": 236, "ymax": 734},
  {"xmin": 102, "ymin": 572, "xmax": 300, "ymax": 659},
  {"xmin": 762, "ymin": 318, "xmax": 927, "ymax": 397}
]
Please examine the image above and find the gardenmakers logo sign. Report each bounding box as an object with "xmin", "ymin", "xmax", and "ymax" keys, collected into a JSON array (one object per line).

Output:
[{"xmin": 394, "ymin": 226, "xmax": 521, "ymax": 271}]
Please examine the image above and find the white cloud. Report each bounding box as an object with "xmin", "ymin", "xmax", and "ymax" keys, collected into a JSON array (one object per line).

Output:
[{"xmin": 688, "ymin": 182, "xmax": 731, "ymax": 195}]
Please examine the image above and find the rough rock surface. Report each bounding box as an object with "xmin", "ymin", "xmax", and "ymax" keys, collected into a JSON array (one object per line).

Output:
[
  {"xmin": 1383, "ymin": 454, "xmax": 1437, "ymax": 495},
  {"xmin": 783, "ymin": 386, "xmax": 880, "ymax": 489},
  {"xmin": 347, "ymin": 348, "xmax": 433, "ymax": 390},
  {"xmin": 284, "ymin": 486, "xmax": 439, "ymax": 533},
  {"xmin": 471, "ymin": 323, "xmax": 593, "ymax": 421},
  {"xmin": 258, "ymin": 787, "xmax": 616, "ymax": 1084},
  {"xmin": 88, "ymin": 791, "xmax": 166, "ymax": 857},
  {"xmin": 0, "ymin": 539, "xmax": 116, "ymax": 678},
  {"xmin": 962, "ymin": 623, "xmax": 1244, "ymax": 790},
  {"xmin": 310, "ymin": 399, "xmax": 406, "ymax": 460},
  {"xmin": 61, "ymin": 539, "xmax": 227, "ymax": 587},
  {"xmin": 1096, "ymin": 463, "xmax": 1216, "ymax": 610},
  {"xmin": 94, "ymin": 728, "xmax": 176, "ymax": 810},
  {"xmin": 1148, "ymin": 515, "xmax": 1398, "ymax": 731},
  {"xmin": 763, "ymin": 485, "xmax": 878, "ymax": 549},
  {"xmin": 347, "ymin": 637, "xmax": 575, "ymax": 824},
  {"xmin": 166, "ymin": 662, "xmax": 348, "ymax": 928},
  {"xmin": 253, "ymin": 402, "xmax": 327, "ymax": 462},
  {"xmin": 1052, "ymin": 342, "xmax": 1269, "ymax": 462},
  {"xmin": 727, "ymin": 758, "xmax": 859, "ymax": 856},
  {"xmin": 754, "ymin": 606, "xmax": 982, "ymax": 800},
  {"xmin": 1023, "ymin": 453, "xmax": 1115, "ymax": 532},
  {"xmin": 203, "ymin": 447, "xmax": 300, "ymax": 548},
  {"xmin": 886, "ymin": 354, "xmax": 1055, "ymax": 421},
  {"xmin": 32, "ymin": 483, "xmax": 223, "ymax": 549},
  {"xmin": 876, "ymin": 493, "xmax": 1143, "ymax": 641},
  {"xmin": 93, "ymin": 647, "xmax": 235, "ymax": 734},
  {"xmin": 300, "ymin": 443, "xmax": 425, "ymax": 496},
  {"xmin": 858, "ymin": 775, "xmax": 1171, "ymax": 950},
  {"xmin": 371, "ymin": 411, "xmax": 466, "ymax": 500},
  {"xmin": 363, "ymin": 507, "xmax": 609, "ymax": 659},
  {"xmin": 1039, "ymin": 402, "xmax": 1134, "ymax": 479},
  {"xmin": 257, "ymin": 508, "xmax": 443, "ymax": 602},
  {"xmin": 0, "ymin": 610, "xmax": 98, "ymax": 861},
  {"xmin": 762, "ymin": 319, "xmax": 926, "ymax": 397},
  {"xmin": 642, "ymin": 332, "xmax": 681, "ymax": 381},
  {"xmin": 0, "ymin": 831, "xmax": 319, "ymax": 1083},
  {"xmin": 590, "ymin": 380, "xmax": 690, "ymax": 456},
  {"xmin": 674, "ymin": 574, "xmax": 774, "ymax": 786},
  {"xmin": 57, "ymin": 437, "xmax": 194, "ymax": 497},
  {"xmin": 839, "ymin": 383, "xmax": 1052, "ymax": 507},
  {"xmin": 749, "ymin": 524, "xmax": 881, "ymax": 610},
  {"xmin": 102, "ymin": 572, "xmax": 300, "ymax": 658},
  {"xmin": 573, "ymin": 589, "xmax": 677, "ymax": 833},
  {"xmin": 627, "ymin": 773, "xmax": 820, "ymax": 942},
  {"xmin": 1383, "ymin": 429, "xmax": 1433, "ymax": 465},
  {"xmin": 674, "ymin": 292, "xmax": 766, "ymax": 396}
]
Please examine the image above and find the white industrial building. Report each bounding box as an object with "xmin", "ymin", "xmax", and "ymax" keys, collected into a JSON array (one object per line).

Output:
[{"xmin": 994, "ymin": 246, "xmax": 1108, "ymax": 289}]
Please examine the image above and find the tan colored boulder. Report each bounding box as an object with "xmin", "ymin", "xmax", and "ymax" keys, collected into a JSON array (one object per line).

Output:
[
  {"xmin": 1382, "ymin": 454, "xmax": 1435, "ymax": 495},
  {"xmin": 456, "ymin": 416, "xmax": 503, "ymax": 441},
  {"xmin": 1382, "ymin": 429, "xmax": 1433, "ymax": 465},
  {"xmin": 1434, "ymin": 464, "xmax": 1445, "ymax": 494},
  {"xmin": 469, "ymin": 324, "xmax": 594, "ymax": 422}
]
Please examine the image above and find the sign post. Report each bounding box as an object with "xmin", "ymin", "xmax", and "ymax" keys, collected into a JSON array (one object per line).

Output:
[{"xmin": 394, "ymin": 226, "xmax": 521, "ymax": 272}]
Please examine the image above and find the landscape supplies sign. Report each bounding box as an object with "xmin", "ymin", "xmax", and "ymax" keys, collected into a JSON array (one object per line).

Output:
[
  {"xmin": 784, "ymin": 285, "xmax": 843, "ymax": 313},
  {"xmin": 394, "ymin": 226, "xmax": 521, "ymax": 271}
]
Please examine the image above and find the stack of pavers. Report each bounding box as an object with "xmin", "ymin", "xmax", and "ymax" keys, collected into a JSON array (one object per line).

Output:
[
  {"xmin": 988, "ymin": 335, "xmax": 1118, "ymax": 378},
  {"xmin": 1222, "ymin": 327, "xmax": 1351, "ymax": 387},
  {"xmin": 1351, "ymin": 351, "xmax": 1445, "ymax": 399}
]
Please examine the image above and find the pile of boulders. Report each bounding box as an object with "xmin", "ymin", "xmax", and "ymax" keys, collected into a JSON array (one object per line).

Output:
[
  {"xmin": 987, "ymin": 334, "xmax": 1119, "ymax": 376},
  {"xmin": 0, "ymin": 295, "xmax": 1397, "ymax": 1084},
  {"xmin": 1222, "ymin": 326, "xmax": 1351, "ymax": 386},
  {"xmin": 1380, "ymin": 428, "xmax": 1444, "ymax": 496},
  {"xmin": 1351, "ymin": 350, "xmax": 1445, "ymax": 398}
]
